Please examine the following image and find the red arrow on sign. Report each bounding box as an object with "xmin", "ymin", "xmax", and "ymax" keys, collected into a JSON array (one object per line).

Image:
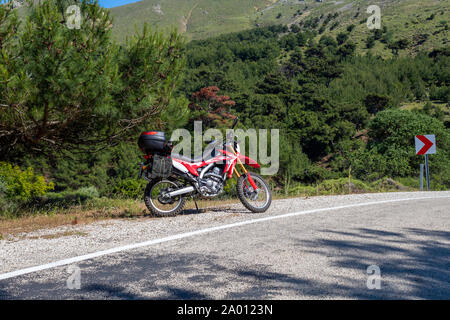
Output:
[{"xmin": 416, "ymin": 135, "xmax": 434, "ymax": 155}]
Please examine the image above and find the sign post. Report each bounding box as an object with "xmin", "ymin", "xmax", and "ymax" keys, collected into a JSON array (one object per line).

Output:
[
  {"xmin": 419, "ymin": 163, "xmax": 424, "ymax": 191},
  {"xmin": 425, "ymin": 154, "xmax": 430, "ymax": 190},
  {"xmin": 415, "ymin": 135, "xmax": 436, "ymax": 191}
]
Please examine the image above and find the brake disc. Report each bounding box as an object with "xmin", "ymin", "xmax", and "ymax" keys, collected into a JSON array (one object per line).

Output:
[
  {"xmin": 244, "ymin": 187, "xmax": 259, "ymax": 200},
  {"xmin": 248, "ymin": 190, "xmax": 260, "ymax": 201}
]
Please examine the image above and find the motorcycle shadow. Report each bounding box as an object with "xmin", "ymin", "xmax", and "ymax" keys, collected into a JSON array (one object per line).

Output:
[
  {"xmin": 146, "ymin": 205, "xmax": 252, "ymax": 218},
  {"xmin": 181, "ymin": 207, "xmax": 250, "ymax": 215}
]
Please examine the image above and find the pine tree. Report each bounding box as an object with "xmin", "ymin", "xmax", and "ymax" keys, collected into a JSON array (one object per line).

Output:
[
  {"xmin": 0, "ymin": 1, "xmax": 22, "ymax": 153},
  {"xmin": 0, "ymin": 0, "xmax": 185, "ymax": 158}
]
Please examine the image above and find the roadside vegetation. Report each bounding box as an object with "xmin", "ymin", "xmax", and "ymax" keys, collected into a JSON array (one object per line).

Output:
[
  {"xmin": 0, "ymin": 0, "xmax": 449, "ymax": 224},
  {"xmin": 182, "ymin": 26, "xmax": 450, "ymax": 191},
  {"xmin": 0, "ymin": 176, "xmax": 418, "ymax": 238}
]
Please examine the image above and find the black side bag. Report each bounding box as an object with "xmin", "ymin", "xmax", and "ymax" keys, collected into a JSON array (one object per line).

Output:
[{"xmin": 150, "ymin": 154, "xmax": 172, "ymax": 178}]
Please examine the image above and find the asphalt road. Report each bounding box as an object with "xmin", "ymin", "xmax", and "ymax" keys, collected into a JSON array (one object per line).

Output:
[{"xmin": 0, "ymin": 196, "xmax": 449, "ymax": 299}]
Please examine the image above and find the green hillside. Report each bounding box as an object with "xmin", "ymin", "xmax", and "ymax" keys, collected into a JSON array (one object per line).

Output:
[
  {"xmin": 109, "ymin": 0, "xmax": 449, "ymax": 56},
  {"xmin": 109, "ymin": 0, "xmax": 277, "ymax": 42}
]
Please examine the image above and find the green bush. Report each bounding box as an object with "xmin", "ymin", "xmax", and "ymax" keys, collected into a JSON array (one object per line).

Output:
[
  {"xmin": 288, "ymin": 177, "xmax": 424, "ymax": 196},
  {"xmin": 223, "ymin": 178, "xmax": 237, "ymax": 197},
  {"xmin": 109, "ymin": 179, "xmax": 147, "ymax": 199},
  {"xmin": 288, "ymin": 178, "xmax": 373, "ymax": 196},
  {"xmin": 52, "ymin": 186, "xmax": 99, "ymax": 202},
  {"xmin": 0, "ymin": 162, "xmax": 54, "ymax": 201},
  {"xmin": 348, "ymin": 110, "xmax": 450, "ymax": 187},
  {"xmin": 0, "ymin": 177, "xmax": 16, "ymax": 215},
  {"xmin": 371, "ymin": 177, "xmax": 408, "ymax": 191},
  {"xmin": 0, "ymin": 177, "xmax": 6, "ymax": 196},
  {"xmin": 303, "ymin": 165, "xmax": 341, "ymax": 183},
  {"xmin": 288, "ymin": 185, "xmax": 316, "ymax": 196},
  {"xmin": 430, "ymin": 85, "xmax": 450, "ymax": 103},
  {"xmin": 74, "ymin": 186, "xmax": 100, "ymax": 199},
  {"xmin": 350, "ymin": 148, "xmax": 388, "ymax": 181},
  {"xmin": 318, "ymin": 178, "xmax": 372, "ymax": 194},
  {"xmin": 32, "ymin": 186, "xmax": 100, "ymax": 208}
]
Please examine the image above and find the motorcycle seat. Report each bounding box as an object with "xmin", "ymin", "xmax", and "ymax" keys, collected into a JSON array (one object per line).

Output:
[{"xmin": 171, "ymin": 153, "xmax": 207, "ymax": 163}]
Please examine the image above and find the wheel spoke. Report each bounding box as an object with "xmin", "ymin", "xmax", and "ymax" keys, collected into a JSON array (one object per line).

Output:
[{"xmin": 149, "ymin": 181, "xmax": 182, "ymax": 213}]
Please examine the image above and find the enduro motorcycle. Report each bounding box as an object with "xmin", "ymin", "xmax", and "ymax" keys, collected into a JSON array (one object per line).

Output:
[{"xmin": 137, "ymin": 117, "xmax": 272, "ymax": 216}]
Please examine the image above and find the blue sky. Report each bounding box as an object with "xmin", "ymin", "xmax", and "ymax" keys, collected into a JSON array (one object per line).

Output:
[
  {"xmin": 1, "ymin": 0, "xmax": 142, "ymax": 8},
  {"xmin": 98, "ymin": 0, "xmax": 142, "ymax": 8}
]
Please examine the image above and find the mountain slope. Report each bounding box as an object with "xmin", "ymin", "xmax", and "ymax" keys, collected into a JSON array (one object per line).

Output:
[
  {"xmin": 109, "ymin": 0, "xmax": 279, "ymax": 42},
  {"xmin": 109, "ymin": 0, "xmax": 449, "ymax": 56}
]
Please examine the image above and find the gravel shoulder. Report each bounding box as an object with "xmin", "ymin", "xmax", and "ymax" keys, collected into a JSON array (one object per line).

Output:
[{"xmin": 1, "ymin": 191, "xmax": 449, "ymax": 274}]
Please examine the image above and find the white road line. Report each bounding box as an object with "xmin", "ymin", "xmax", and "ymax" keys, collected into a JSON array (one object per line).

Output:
[{"xmin": 0, "ymin": 195, "xmax": 449, "ymax": 281}]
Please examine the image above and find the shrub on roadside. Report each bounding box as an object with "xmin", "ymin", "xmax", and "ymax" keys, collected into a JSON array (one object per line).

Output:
[
  {"xmin": 0, "ymin": 177, "xmax": 17, "ymax": 215},
  {"xmin": 288, "ymin": 184, "xmax": 317, "ymax": 196},
  {"xmin": 318, "ymin": 178, "xmax": 372, "ymax": 194},
  {"xmin": 288, "ymin": 178, "xmax": 373, "ymax": 196},
  {"xmin": 109, "ymin": 179, "xmax": 147, "ymax": 199},
  {"xmin": 303, "ymin": 165, "xmax": 341, "ymax": 183},
  {"xmin": 349, "ymin": 110, "xmax": 450, "ymax": 187},
  {"xmin": 371, "ymin": 177, "xmax": 408, "ymax": 191},
  {"xmin": 32, "ymin": 186, "xmax": 100, "ymax": 208},
  {"xmin": 287, "ymin": 176, "xmax": 432, "ymax": 197},
  {"xmin": 0, "ymin": 177, "xmax": 7, "ymax": 201},
  {"xmin": 223, "ymin": 178, "xmax": 237, "ymax": 197},
  {"xmin": 73, "ymin": 186, "xmax": 100, "ymax": 200},
  {"xmin": 0, "ymin": 162, "xmax": 54, "ymax": 201}
]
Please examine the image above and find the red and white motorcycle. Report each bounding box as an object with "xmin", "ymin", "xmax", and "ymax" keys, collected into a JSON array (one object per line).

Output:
[{"xmin": 138, "ymin": 117, "xmax": 271, "ymax": 216}]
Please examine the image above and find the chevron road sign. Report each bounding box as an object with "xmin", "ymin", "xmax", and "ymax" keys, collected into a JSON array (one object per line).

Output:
[
  {"xmin": 415, "ymin": 134, "xmax": 436, "ymax": 191},
  {"xmin": 415, "ymin": 135, "xmax": 436, "ymax": 155}
]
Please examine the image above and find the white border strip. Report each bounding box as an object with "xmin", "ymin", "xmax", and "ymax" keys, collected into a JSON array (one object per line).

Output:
[{"xmin": 1, "ymin": 195, "xmax": 449, "ymax": 281}]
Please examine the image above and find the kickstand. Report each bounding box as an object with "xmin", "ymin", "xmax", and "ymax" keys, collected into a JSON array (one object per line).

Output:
[{"xmin": 192, "ymin": 196, "xmax": 199, "ymax": 213}]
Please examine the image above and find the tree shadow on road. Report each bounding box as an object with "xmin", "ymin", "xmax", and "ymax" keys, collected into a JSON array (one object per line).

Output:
[
  {"xmin": 298, "ymin": 227, "xmax": 450, "ymax": 299},
  {"xmin": 1, "ymin": 227, "xmax": 448, "ymax": 299},
  {"xmin": 0, "ymin": 250, "xmax": 315, "ymax": 299}
]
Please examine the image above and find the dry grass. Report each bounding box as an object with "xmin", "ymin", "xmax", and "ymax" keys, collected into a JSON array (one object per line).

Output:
[
  {"xmin": 0, "ymin": 197, "xmax": 242, "ymax": 237},
  {"xmin": 0, "ymin": 209, "xmax": 121, "ymax": 237},
  {"xmin": 0, "ymin": 191, "xmax": 331, "ymax": 237},
  {"xmin": 24, "ymin": 231, "xmax": 89, "ymax": 240},
  {"xmin": 0, "ymin": 183, "xmax": 415, "ymax": 238}
]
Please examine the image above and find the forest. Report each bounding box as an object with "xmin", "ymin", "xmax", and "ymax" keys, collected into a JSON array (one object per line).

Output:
[{"xmin": 0, "ymin": 0, "xmax": 449, "ymax": 217}]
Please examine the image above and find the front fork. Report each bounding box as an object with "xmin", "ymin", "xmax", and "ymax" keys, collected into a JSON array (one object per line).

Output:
[{"xmin": 229, "ymin": 147, "xmax": 258, "ymax": 191}]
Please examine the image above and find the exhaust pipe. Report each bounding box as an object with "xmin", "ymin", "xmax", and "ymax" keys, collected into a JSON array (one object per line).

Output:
[{"xmin": 167, "ymin": 186, "xmax": 195, "ymax": 197}]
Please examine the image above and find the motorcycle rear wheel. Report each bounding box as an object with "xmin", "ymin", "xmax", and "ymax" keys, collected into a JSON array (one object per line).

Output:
[
  {"xmin": 236, "ymin": 172, "xmax": 272, "ymax": 213},
  {"xmin": 144, "ymin": 179, "xmax": 187, "ymax": 217}
]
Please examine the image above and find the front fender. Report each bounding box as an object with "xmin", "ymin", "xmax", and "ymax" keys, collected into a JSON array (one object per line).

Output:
[{"xmin": 239, "ymin": 155, "xmax": 260, "ymax": 168}]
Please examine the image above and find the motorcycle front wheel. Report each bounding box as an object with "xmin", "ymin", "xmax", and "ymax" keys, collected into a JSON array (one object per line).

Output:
[
  {"xmin": 236, "ymin": 172, "xmax": 272, "ymax": 213},
  {"xmin": 144, "ymin": 179, "xmax": 187, "ymax": 217}
]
